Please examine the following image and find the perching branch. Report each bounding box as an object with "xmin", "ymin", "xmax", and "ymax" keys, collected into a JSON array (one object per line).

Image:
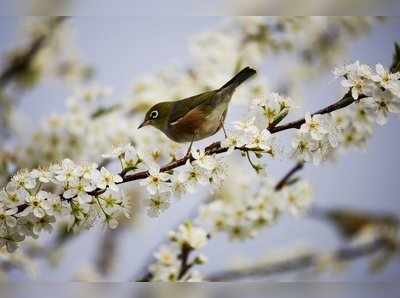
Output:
[
  {"xmin": 207, "ymin": 237, "xmax": 392, "ymax": 281},
  {"xmin": 8, "ymin": 82, "xmax": 362, "ymax": 217},
  {"xmin": 115, "ymin": 92, "xmax": 359, "ymax": 189}
]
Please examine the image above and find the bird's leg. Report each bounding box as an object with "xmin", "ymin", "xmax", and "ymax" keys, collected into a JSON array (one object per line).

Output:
[
  {"xmin": 220, "ymin": 116, "xmax": 228, "ymax": 138},
  {"xmin": 185, "ymin": 135, "xmax": 195, "ymax": 159}
]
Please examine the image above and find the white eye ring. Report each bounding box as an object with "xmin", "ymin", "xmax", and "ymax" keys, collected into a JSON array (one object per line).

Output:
[{"xmin": 150, "ymin": 110, "xmax": 159, "ymax": 119}]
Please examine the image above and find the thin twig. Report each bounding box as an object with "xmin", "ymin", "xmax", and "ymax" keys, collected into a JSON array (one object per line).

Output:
[
  {"xmin": 275, "ymin": 162, "xmax": 304, "ymax": 191},
  {"xmin": 177, "ymin": 243, "xmax": 193, "ymax": 279}
]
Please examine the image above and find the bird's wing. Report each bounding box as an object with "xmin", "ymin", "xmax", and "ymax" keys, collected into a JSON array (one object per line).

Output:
[{"xmin": 168, "ymin": 90, "xmax": 217, "ymax": 124}]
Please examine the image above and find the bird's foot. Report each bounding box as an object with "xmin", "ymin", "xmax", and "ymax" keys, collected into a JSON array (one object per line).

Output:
[
  {"xmin": 184, "ymin": 137, "xmax": 195, "ymax": 160},
  {"xmin": 220, "ymin": 119, "xmax": 228, "ymax": 139}
]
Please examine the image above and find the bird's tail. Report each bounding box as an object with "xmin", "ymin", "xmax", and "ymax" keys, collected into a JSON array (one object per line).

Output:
[{"xmin": 219, "ymin": 66, "xmax": 257, "ymax": 90}]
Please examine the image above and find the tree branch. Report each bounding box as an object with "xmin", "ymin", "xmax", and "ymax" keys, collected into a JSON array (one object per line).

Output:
[
  {"xmin": 207, "ymin": 237, "xmax": 391, "ymax": 281},
  {"xmin": 115, "ymin": 92, "xmax": 358, "ymax": 189},
  {"xmin": 177, "ymin": 243, "xmax": 194, "ymax": 280},
  {"xmin": 275, "ymin": 162, "xmax": 304, "ymax": 191},
  {"xmin": 0, "ymin": 17, "xmax": 66, "ymax": 88}
]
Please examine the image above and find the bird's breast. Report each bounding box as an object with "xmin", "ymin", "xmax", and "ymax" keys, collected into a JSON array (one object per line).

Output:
[{"xmin": 166, "ymin": 101, "xmax": 228, "ymax": 143}]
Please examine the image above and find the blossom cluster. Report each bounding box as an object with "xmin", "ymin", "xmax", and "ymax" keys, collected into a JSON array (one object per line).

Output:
[
  {"xmin": 199, "ymin": 179, "xmax": 313, "ymax": 240},
  {"xmin": 140, "ymin": 149, "xmax": 227, "ymax": 217},
  {"xmin": 12, "ymin": 84, "xmax": 141, "ymax": 171},
  {"xmin": 291, "ymin": 62, "xmax": 400, "ymax": 164},
  {"xmin": 0, "ymin": 159, "xmax": 129, "ymax": 252},
  {"xmin": 219, "ymin": 93, "xmax": 292, "ymax": 170},
  {"xmin": 149, "ymin": 221, "xmax": 208, "ymax": 281},
  {"xmin": 225, "ymin": 91, "xmax": 295, "ymax": 142},
  {"xmin": 252, "ymin": 92, "xmax": 295, "ymax": 127},
  {"xmin": 145, "ymin": 171, "xmax": 312, "ymax": 281},
  {"xmin": 101, "ymin": 139, "xmax": 229, "ymax": 218},
  {"xmin": 220, "ymin": 117, "xmax": 279, "ymax": 174}
]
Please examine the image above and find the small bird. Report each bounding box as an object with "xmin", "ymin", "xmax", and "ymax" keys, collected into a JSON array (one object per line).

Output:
[{"xmin": 138, "ymin": 66, "xmax": 257, "ymax": 156}]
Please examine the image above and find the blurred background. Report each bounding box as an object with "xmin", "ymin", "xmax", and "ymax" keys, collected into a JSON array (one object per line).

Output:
[
  {"xmin": 0, "ymin": 15, "xmax": 399, "ymax": 285},
  {"xmin": 1, "ymin": 0, "xmax": 400, "ymax": 15}
]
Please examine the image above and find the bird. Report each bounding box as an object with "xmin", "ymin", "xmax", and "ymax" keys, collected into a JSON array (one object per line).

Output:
[{"xmin": 138, "ymin": 66, "xmax": 257, "ymax": 157}]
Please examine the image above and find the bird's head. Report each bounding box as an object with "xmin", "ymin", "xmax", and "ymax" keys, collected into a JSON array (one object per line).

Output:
[{"xmin": 138, "ymin": 101, "xmax": 173, "ymax": 131}]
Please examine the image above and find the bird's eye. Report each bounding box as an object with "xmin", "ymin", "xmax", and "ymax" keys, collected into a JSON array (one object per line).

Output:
[{"xmin": 150, "ymin": 110, "xmax": 159, "ymax": 119}]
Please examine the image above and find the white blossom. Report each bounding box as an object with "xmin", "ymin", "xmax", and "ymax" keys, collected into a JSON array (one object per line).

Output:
[
  {"xmin": 153, "ymin": 245, "xmax": 179, "ymax": 267},
  {"xmin": 300, "ymin": 113, "xmax": 328, "ymax": 141},
  {"xmin": 247, "ymin": 129, "xmax": 271, "ymax": 151},
  {"xmin": 373, "ymin": 64, "xmax": 400, "ymax": 96},
  {"xmin": 22, "ymin": 191, "xmax": 49, "ymax": 218},
  {"xmin": 145, "ymin": 192, "xmax": 171, "ymax": 217},
  {"xmin": 0, "ymin": 203, "xmax": 17, "ymax": 228},
  {"xmin": 32, "ymin": 215, "xmax": 56, "ymax": 234},
  {"xmin": 42, "ymin": 194, "xmax": 69, "ymax": 216},
  {"xmin": 63, "ymin": 178, "xmax": 95, "ymax": 204},
  {"xmin": 233, "ymin": 117, "xmax": 258, "ymax": 136},
  {"xmin": 95, "ymin": 167, "xmax": 123, "ymax": 191},
  {"xmin": 253, "ymin": 93, "xmax": 294, "ymax": 125},
  {"xmin": 30, "ymin": 168, "xmax": 53, "ymax": 183},
  {"xmin": 363, "ymin": 89, "xmax": 400, "ymax": 125},
  {"xmin": 170, "ymin": 173, "xmax": 188, "ymax": 198},
  {"xmin": 140, "ymin": 166, "xmax": 170, "ymax": 195},
  {"xmin": 54, "ymin": 159, "xmax": 80, "ymax": 183},
  {"xmin": 221, "ymin": 131, "xmax": 246, "ymax": 154},
  {"xmin": 192, "ymin": 149, "xmax": 217, "ymax": 170},
  {"xmin": 341, "ymin": 69, "xmax": 372, "ymax": 99},
  {"xmin": 11, "ymin": 170, "xmax": 36, "ymax": 190},
  {"xmin": 1, "ymin": 183, "xmax": 29, "ymax": 209},
  {"xmin": 183, "ymin": 161, "xmax": 208, "ymax": 191},
  {"xmin": 169, "ymin": 222, "xmax": 208, "ymax": 250},
  {"xmin": 291, "ymin": 132, "xmax": 317, "ymax": 162},
  {"xmin": 208, "ymin": 159, "xmax": 227, "ymax": 188}
]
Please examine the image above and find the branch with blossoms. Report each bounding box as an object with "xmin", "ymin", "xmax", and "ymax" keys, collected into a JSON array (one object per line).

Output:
[
  {"xmin": 0, "ymin": 43, "xmax": 399, "ymax": 265},
  {"xmin": 140, "ymin": 198, "xmax": 400, "ymax": 281},
  {"xmin": 137, "ymin": 162, "xmax": 304, "ymax": 281}
]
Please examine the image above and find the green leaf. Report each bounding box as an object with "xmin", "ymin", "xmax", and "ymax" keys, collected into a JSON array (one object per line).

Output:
[{"xmin": 271, "ymin": 109, "xmax": 289, "ymax": 127}]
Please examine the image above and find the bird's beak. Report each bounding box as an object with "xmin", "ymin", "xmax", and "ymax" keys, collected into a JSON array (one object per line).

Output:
[{"xmin": 138, "ymin": 120, "xmax": 149, "ymax": 129}]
